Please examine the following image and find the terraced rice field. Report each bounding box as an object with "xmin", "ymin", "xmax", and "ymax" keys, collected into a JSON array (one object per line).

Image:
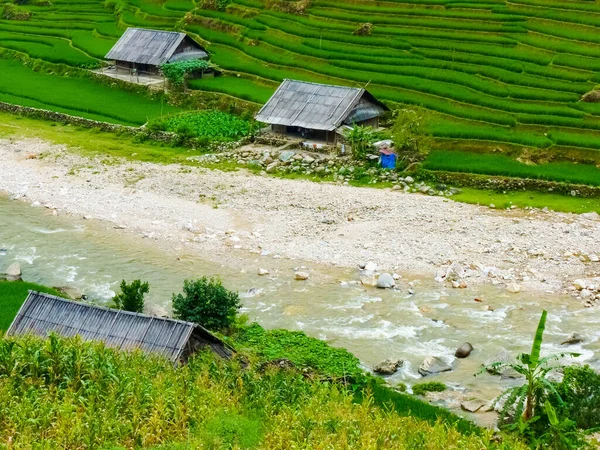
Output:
[{"xmin": 1, "ymin": 0, "xmax": 600, "ymax": 155}]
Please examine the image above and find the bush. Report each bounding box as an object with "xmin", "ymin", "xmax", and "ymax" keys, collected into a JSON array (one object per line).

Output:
[
  {"xmin": 556, "ymin": 365, "xmax": 600, "ymax": 430},
  {"xmin": 412, "ymin": 382, "xmax": 447, "ymax": 396},
  {"xmin": 2, "ymin": 3, "xmax": 32, "ymax": 20},
  {"xmin": 113, "ymin": 279, "xmax": 149, "ymax": 313},
  {"xmin": 172, "ymin": 277, "xmax": 241, "ymax": 330}
]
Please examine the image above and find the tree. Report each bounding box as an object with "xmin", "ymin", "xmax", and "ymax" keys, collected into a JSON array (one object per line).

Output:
[
  {"xmin": 113, "ymin": 279, "xmax": 149, "ymax": 313},
  {"xmin": 484, "ymin": 311, "xmax": 579, "ymax": 426},
  {"xmin": 392, "ymin": 107, "xmax": 434, "ymax": 155},
  {"xmin": 172, "ymin": 277, "xmax": 241, "ymax": 330},
  {"xmin": 345, "ymin": 125, "xmax": 374, "ymax": 160}
]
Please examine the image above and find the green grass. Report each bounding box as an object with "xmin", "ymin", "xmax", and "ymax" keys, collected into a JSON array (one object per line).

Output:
[
  {"xmin": 453, "ymin": 187, "xmax": 600, "ymax": 214},
  {"xmin": 0, "ymin": 58, "xmax": 181, "ymax": 125},
  {"xmin": 0, "ymin": 281, "xmax": 60, "ymax": 332},
  {"xmin": 423, "ymin": 150, "xmax": 600, "ymax": 186},
  {"xmin": 188, "ymin": 76, "xmax": 275, "ymax": 104}
]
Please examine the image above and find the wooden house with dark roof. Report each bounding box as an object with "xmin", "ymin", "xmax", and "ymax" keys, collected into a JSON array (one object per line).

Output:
[
  {"xmin": 255, "ymin": 79, "xmax": 389, "ymax": 143},
  {"xmin": 7, "ymin": 291, "xmax": 231, "ymax": 363},
  {"xmin": 105, "ymin": 27, "xmax": 209, "ymax": 75}
]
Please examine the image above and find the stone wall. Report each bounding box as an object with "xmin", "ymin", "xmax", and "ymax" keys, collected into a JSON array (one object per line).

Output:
[{"xmin": 417, "ymin": 169, "xmax": 600, "ymax": 198}]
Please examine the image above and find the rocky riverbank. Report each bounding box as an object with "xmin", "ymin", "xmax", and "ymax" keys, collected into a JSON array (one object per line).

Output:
[{"xmin": 1, "ymin": 137, "xmax": 600, "ymax": 305}]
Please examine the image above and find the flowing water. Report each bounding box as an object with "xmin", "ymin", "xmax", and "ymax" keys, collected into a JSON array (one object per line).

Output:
[{"xmin": 1, "ymin": 195, "xmax": 599, "ymax": 423}]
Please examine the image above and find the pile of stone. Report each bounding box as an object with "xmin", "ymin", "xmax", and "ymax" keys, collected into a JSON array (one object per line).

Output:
[
  {"xmin": 189, "ymin": 147, "xmax": 463, "ymax": 198},
  {"xmin": 568, "ymin": 279, "xmax": 600, "ymax": 307}
]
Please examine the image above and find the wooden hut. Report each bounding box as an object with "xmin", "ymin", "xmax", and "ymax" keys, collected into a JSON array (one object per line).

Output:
[
  {"xmin": 105, "ymin": 28, "xmax": 209, "ymax": 75},
  {"xmin": 255, "ymin": 79, "xmax": 388, "ymax": 144},
  {"xmin": 7, "ymin": 291, "xmax": 231, "ymax": 363}
]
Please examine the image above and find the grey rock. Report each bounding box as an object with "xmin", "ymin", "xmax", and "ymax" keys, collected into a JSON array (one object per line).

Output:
[
  {"xmin": 404, "ymin": 176, "xmax": 414, "ymax": 184},
  {"xmin": 561, "ymin": 333, "xmax": 584, "ymax": 345},
  {"xmin": 484, "ymin": 350, "xmax": 514, "ymax": 375},
  {"xmin": 461, "ymin": 399, "xmax": 487, "ymax": 413},
  {"xmin": 4, "ymin": 262, "xmax": 22, "ymax": 281},
  {"xmin": 53, "ymin": 286, "xmax": 84, "ymax": 300},
  {"xmin": 374, "ymin": 358, "xmax": 404, "ymax": 375},
  {"xmin": 418, "ymin": 356, "xmax": 453, "ymax": 376},
  {"xmin": 279, "ymin": 150, "xmax": 296, "ymax": 162},
  {"xmin": 376, "ymin": 273, "xmax": 396, "ymax": 289},
  {"xmin": 455, "ymin": 342, "xmax": 474, "ymax": 358}
]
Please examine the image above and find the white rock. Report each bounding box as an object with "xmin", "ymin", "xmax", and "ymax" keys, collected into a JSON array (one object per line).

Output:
[
  {"xmin": 590, "ymin": 254, "xmax": 599, "ymax": 262},
  {"xmin": 376, "ymin": 273, "xmax": 395, "ymax": 289},
  {"xmin": 580, "ymin": 289, "xmax": 593, "ymax": 299},
  {"xmin": 573, "ymin": 279, "xmax": 586, "ymax": 290},
  {"xmin": 392, "ymin": 273, "xmax": 401, "ymax": 280},
  {"xmin": 294, "ymin": 271, "xmax": 309, "ymax": 280},
  {"xmin": 258, "ymin": 268, "xmax": 269, "ymax": 276},
  {"xmin": 364, "ymin": 261, "xmax": 378, "ymax": 272},
  {"xmin": 404, "ymin": 176, "xmax": 414, "ymax": 183},
  {"xmin": 506, "ymin": 282, "xmax": 521, "ymax": 294}
]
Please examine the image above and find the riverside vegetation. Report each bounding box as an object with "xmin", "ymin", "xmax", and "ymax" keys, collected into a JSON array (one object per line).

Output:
[
  {"xmin": 0, "ymin": 278, "xmax": 527, "ymax": 449},
  {"xmin": 1, "ymin": 278, "xmax": 598, "ymax": 449}
]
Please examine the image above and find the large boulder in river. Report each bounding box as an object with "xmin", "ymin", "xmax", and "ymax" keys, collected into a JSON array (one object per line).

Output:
[
  {"xmin": 418, "ymin": 356, "xmax": 452, "ymax": 376},
  {"xmin": 376, "ymin": 273, "xmax": 395, "ymax": 289},
  {"xmin": 483, "ymin": 350, "xmax": 514, "ymax": 375},
  {"xmin": 374, "ymin": 358, "xmax": 404, "ymax": 375},
  {"xmin": 455, "ymin": 342, "xmax": 474, "ymax": 358},
  {"xmin": 3, "ymin": 262, "xmax": 22, "ymax": 281},
  {"xmin": 561, "ymin": 333, "xmax": 584, "ymax": 345}
]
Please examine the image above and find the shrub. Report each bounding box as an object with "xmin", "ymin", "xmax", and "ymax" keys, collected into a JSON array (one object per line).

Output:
[
  {"xmin": 160, "ymin": 59, "xmax": 212, "ymax": 86},
  {"xmin": 113, "ymin": 279, "xmax": 149, "ymax": 313},
  {"xmin": 345, "ymin": 125, "xmax": 374, "ymax": 160},
  {"xmin": 2, "ymin": 3, "xmax": 32, "ymax": 20},
  {"xmin": 393, "ymin": 108, "xmax": 434, "ymax": 155},
  {"xmin": 353, "ymin": 22, "xmax": 372, "ymax": 36},
  {"xmin": 172, "ymin": 277, "xmax": 241, "ymax": 330},
  {"xmin": 556, "ymin": 365, "xmax": 600, "ymax": 430},
  {"xmin": 412, "ymin": 382, "xmax": 447, "ymax": 396}
]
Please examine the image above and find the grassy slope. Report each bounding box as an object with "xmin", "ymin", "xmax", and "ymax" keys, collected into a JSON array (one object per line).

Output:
[
  {"xmin": 0, "ymin": 59, "xmax": 181, "ymax": 125},
  {"xmin": 0, "ymin": 334, "xmax": 527, "ymax": 449},
  {"xmin": 0, "ymin": 281, "xmax": 60, "ymax": 332},
  {"xmin": 1, "ymin": 0, "xmax": 600, "ymax": 153}
]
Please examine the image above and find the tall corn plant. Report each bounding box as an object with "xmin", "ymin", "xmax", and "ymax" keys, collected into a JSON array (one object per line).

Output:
[{"xmin": 483, "ymin": 310, "xmax": 579, "ymax": 424}]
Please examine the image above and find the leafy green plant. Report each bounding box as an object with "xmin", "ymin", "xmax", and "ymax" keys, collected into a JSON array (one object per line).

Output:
[
  {"xmin": 2, "ymin": 3, "xmax": 31, "ymax": 20},
  {"xmin": 412, "ymin": 382, "xmax": 447, "ymax": 396},
  {"xmin": 392, "ymin": 108, "xmax": 434, "ymax": 155},
  {"xmin": 482, "ymin": 310, "xmax": 581, "ymax": 445},
  {"xmin": 535, "ymin": 400, "xmax": 590, "ymax": 450},
  {"xmin": 172, "ymin": 277, "xmax": 241, "ymax": 330},
  {"xmin": 113, "ymin": 279, "xmax": 149, "ymax": 313},
  {"xmin": 148, "ymin": 110, "xmax": 258, "ymax": 141},
  {"xmin": 160, "ymin": 59, "xmax": 212, "ymax": 86},
  {"xmin": 234, "ymin": 323, "xmax": 364, "ymax": 384},
  {"xmin": 345, "ymin": 125, "xmax": 374, "ymax": 160},
  {"xmin": 556, "ymin": 365, "xmax": 600, "ymax": 430}
]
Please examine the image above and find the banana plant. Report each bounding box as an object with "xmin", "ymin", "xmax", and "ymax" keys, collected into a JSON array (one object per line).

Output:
[{"xmin": 482, "ymin": 310, "xmax": 580, "ymax": 423}]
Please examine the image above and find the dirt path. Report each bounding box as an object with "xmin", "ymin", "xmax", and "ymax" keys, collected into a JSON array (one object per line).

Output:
[{"xmin": 1, "ymin": 138, "xmax": 599, "ymax": 298}]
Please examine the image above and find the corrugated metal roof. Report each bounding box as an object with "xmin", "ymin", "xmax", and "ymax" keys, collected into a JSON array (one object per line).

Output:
[
  {"xmin": 105, "ymin": 27, "xmax": 207, "ymax": 66},
  {"xmin": 7, "ymin": 291, "xmax": 228, "ymax": 363},
  {"xmin": 255, "ymin": 79, "xmax": 387, "ymax": 131}
]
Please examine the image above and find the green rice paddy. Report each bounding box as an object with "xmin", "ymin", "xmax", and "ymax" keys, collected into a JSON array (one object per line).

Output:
[{"xmin": 2, "ymin": 0, "xmax": 600, "ymax": 182}]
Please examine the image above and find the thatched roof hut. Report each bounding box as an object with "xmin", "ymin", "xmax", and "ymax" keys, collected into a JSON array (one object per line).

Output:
[
  {"xmin": 105, "ymin": 27, "xmax": 208, "ymax": 74},
  {"xmin": 7, "ymin": 291, "xmax": 231, "ymax": 363}
]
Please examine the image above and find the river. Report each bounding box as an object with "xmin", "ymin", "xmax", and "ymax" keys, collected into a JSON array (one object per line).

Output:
[{"xmin": 1, "ymin": 195, "xmax": 598, "ymax": 423}]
